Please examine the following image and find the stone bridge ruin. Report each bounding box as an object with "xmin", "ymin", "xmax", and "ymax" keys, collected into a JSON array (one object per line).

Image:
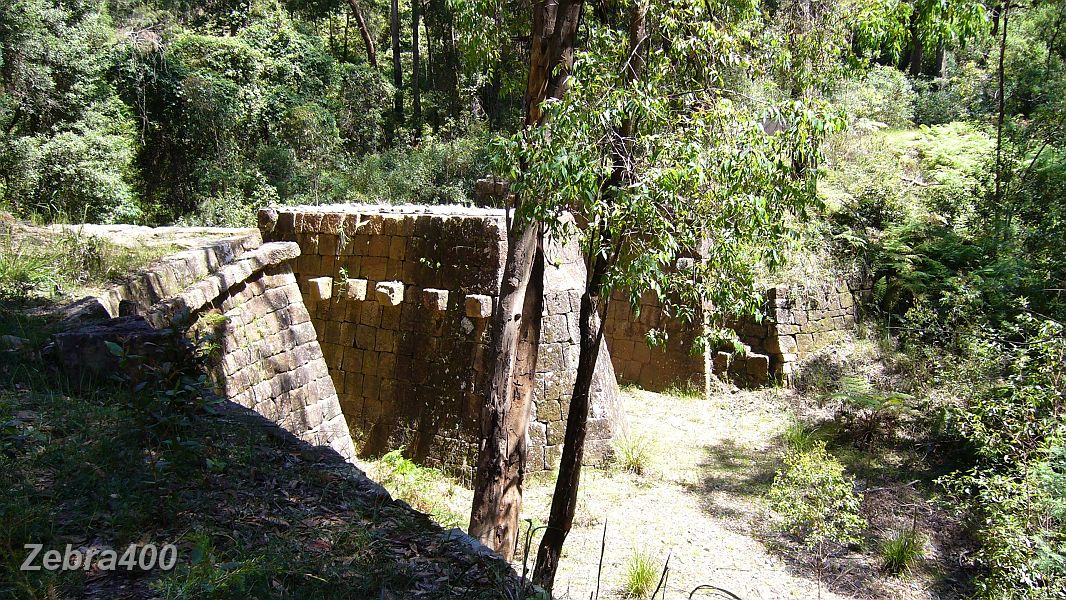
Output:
[{"xmin": 50, "ymin": 204, "xmax": 870, "ymax": 478}]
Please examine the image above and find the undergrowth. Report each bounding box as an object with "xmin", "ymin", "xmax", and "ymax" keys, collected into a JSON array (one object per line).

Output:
[
  {"xmin": 0, "ymin": 224, "xmax": 176, "ymax": 300},
  {"xmin": 0, "ymin": 314, "xmax": 522, "ymax": 599}
]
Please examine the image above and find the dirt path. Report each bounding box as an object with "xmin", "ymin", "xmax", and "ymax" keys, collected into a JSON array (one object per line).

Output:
[
  {"xmin": 389, "ymin": 380, "xmax": 961, "ymax": 599},
  {"xmin": 515, "ymin": 387, "xmax": 857, "ymax": 600}
]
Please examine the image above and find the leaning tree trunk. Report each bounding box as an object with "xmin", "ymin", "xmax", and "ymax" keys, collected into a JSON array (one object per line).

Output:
[
  {"xmin": 532, "ymin": 2, "xmax": 646, "ymax": 590},
  {"xmin": 346, "ymin": 0, "xmax": 377, "ymax": 68},
  {"xmin": 468, "ymin": 0, "xmax": 587, "ymax": 561},
  {"xmin": 530, "ymin": 244, "xmax": 609, "ymax": 589}
]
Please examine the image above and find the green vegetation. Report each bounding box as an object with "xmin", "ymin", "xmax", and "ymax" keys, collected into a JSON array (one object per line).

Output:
[
  {"xmin": 0, "ymin": 316, "xmax": 519, "ymax": 599},
  {"xmin": 611, "ymin": 434, "xmax": 653, "ymax": 476},
  {"xmin": 880, "ymin": 528, "xmax": 925, "ymax": 575},
  {"xmin": 0, "ymin": 226, "xmax": 177, "ymax": 299},
  {"xmin": 1, "ymin": 0, "xmax": 1065, "ymax": 595},
  {"xmin": 768, "ymin": 441, "xmax": 867, "ymax": 556},
  {"xmin": 372, "ymin": 449, "xmax": 465, "ymax": 528},
  {"xmin": 620, "ymin": 549, "xmax": 658, "ymax": 599}
]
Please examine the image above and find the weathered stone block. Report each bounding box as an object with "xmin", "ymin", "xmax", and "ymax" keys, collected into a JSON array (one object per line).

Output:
[
  {"xmin": 306, "ymin": 276, "xmax": 332, "ymax": 302},
  {"xmin": 766, "ymin": 334, "xmax": 798, "ymax": 354},
  {"xmin": 374, "ymin": 281, "xmax": 404, "ymax": 306},
  {"xmin": 464, "ymin": 294, "xmax": 493, "ymax": 318},
  {"xmin": 380, "ymin": 305, "xmax": 401, "ymax": 329},
  {"xmin": 422, "ymin": 288, "xmax": 449, "ymax": 311},
  {"xmin": 346, "ymin": 278, "xmax": 368, "ymax": 301}
]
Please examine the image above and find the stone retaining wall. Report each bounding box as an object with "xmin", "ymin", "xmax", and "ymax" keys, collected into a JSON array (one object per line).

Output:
[
  {"xmin": 260, "ymin": 205, "xmax": 624, "ymax": 477},
  {"xmin": 604, "ymin": 276, "xmax": 872, "ymax": 390},
  {"xmin": 734, "ymin": 278, "xmax": 872, "ymax": 383},
  {"xmin": 57, "ymin": 236, "xmax": 357, "ymax": 462}
]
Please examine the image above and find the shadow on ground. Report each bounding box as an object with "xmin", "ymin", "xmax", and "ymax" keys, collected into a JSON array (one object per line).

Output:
[{"xmin": 684, "ymin": 438, "xmax": 778, "ymax": 522}]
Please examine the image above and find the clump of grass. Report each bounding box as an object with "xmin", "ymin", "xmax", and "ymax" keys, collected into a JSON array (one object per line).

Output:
[
  {"xmin": 0, "ymin": 246, "xmax": 59, "ymax": 296},
  {"xmin": 612, "ymin": 435, "xmax": 653, "ymax": 476},
  {"xmin": 783, "ymin": 420, "xmax": 820, "ymax": 452},
  {"xmin": 880, "ymin": 528, "xmax": 924, "ymax": 574},
  {"xmin": 664, "ymin": 380, "xmax": 704, "ymax": 400},
  {"xmin": 622, "ymin": 550, "xmax": 659, "ymax": 598}
]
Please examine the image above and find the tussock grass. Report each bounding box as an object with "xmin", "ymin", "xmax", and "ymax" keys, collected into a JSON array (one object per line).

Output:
[
  {"xmin": 622, "ymin": 550, "xmax": 659, "ymax": 598},
  {"xmin": 0, "ymin": 226, "xmax": 176, "ymax": 299},
  {"xmin": 612, "ymin": 435, "xmax": 654, "ymax": 476},
  {"xmin": 881, "ymin": 528, "xmax": 924, "ymax": 574}
]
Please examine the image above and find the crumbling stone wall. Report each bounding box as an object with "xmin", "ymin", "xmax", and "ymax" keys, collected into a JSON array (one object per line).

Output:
[
  {"xmin": 604, "ymin": 276, "xmax": 872, "ymax": 390},
  {"xmin": 736, "ymin": 277, "xmax": 872, "ymax": 383},
  {"xmin": 260, "ymin": 205, "xmax": 624, "ymax": 477}
]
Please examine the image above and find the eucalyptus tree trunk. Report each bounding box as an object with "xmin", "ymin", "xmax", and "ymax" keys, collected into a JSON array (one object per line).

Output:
[
  {"xmin": 905, "ymin": 15, "xmax": 923, "ymax": 77},
  {"xmin": 391, "ymin": 0, "xmax": 402, "ymax": 123},
  {"xmin": 468, "ymin": 0, "xmax": 586, "ymax": 561},
  {"xmin": 346, "ymin": 0, "xmax": 377, "ymax": 68},
  {"xmin": 412, "ymin": 0, "xmax": 422, "ymax": 139},
  {"xmin": 532, "ymin": 2, "xmax": 646, "ymax": 590}
]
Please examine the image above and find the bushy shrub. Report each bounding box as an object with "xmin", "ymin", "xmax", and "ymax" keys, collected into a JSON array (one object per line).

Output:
[
  {"xmin": 768, "ymin": 441, "xmax": 866, "ymax": 553},
  {"xmin": 344, "ymin": 131, "xmax": 491, "ymax": 205},
  {"xmin": 939, "ymin": 318, "xmax": 1066, "ymax": 598}
]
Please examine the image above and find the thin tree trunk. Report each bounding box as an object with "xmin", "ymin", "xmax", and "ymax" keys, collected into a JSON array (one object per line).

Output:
[
  {"xmin": 346, "ymin": 0, "xmax": 378, "ymax": 68},
  {"xmin": 344, "ymin": 12, "xmax": 350, "ymax": 62},
  {"xmin": 531, "ymin": 3, "xmax": 646, "ymax": 590},
  {"xmin": 994, "ymin": 1, "xmax": 1010, "ymax": 206},
  {"xmin": 468, "ymin": 0, "xmax": 587, "ymax": 561},
  {"xmin": 391, "ymin": 0, "xmax": 403, "ymax": 122},
  {"xmin": 426, "ymin": 18, "xmax": 438, "ymax": 131},
  {"xmin": 412, "ymin": 0, "xmax": 422, "ymax": 139},
  {"xmin": 935, "ymin": 43, "xmax": 947, "ymax": 80},
  {"xmin": 531, "ymin": 251, "xmax": 609, "ymax": 589}
]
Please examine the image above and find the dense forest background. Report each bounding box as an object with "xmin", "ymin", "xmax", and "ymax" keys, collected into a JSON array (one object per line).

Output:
[{"xmin": 1, "ymin": 0, "xmax": 1065, "ymax": 596}]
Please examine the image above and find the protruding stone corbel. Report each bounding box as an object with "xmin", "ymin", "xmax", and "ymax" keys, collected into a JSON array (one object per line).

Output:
[
  {"xmin": 422, "ymin": 288, "xmax": 449, "ymax": 312},
  {"xmin": 464, "ymin": 294, "xmax": 493, "ymax": 319},
  {"xmin": 375, "ymin": 281, "xmax": 405, "ymax": 306},
  {"xmin": 346, "ymin": 278, "xmax": 368, "ymax": 301},
  {"xmin": 307, "ymin": 277, "xmax": 333, "ymax": 303}
]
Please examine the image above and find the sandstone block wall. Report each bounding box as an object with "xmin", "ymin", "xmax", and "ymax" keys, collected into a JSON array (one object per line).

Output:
[
  {"xmin": 738, "ymin": 278, "xmax": 872, "ymax": 382},
  {"xmin": 604, "ymin": 289, "xmax": 705, "ymax": 392},
  {"xmin": 71, "ymin": 236, "xmax": 357, "ymax": 462},
  {"xmin": 204, "ymin": 260, "xmax": 355, "ymax": 460},
  {"xmin": 261, "ymin": 205, "xmax": 624, "ymax": 477},
  {"xmin": 604, "ymin": 276, "xmax": 872, "ymax": 390}
]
